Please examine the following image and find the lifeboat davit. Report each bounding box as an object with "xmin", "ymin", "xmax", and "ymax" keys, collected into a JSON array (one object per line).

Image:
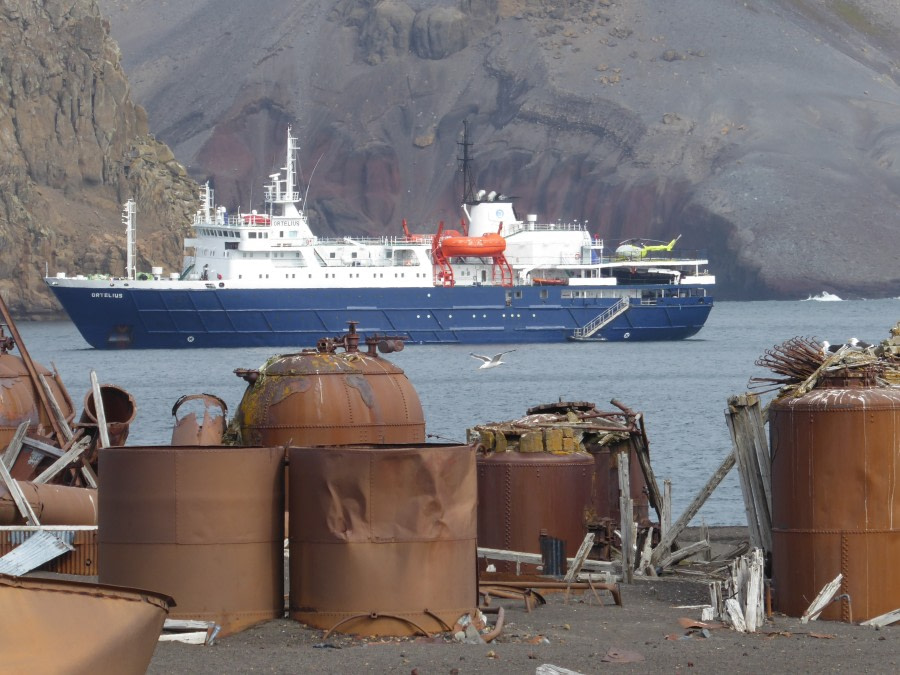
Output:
[{"xmin": 440, "ymin": 233, "xmax": 506, "ymax": 257}]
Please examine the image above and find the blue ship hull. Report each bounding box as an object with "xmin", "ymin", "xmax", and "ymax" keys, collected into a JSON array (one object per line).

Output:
[{"xmin": 48, "ymin": 284, "xmax": 713, "ymax": 349}]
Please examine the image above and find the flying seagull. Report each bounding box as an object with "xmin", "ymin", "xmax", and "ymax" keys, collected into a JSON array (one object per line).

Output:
[{"xmin": 470, "ymin": 350, "xmax": 516, "ymax": 369}]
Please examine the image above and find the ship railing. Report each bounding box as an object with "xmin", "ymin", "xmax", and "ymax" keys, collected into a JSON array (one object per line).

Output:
[
  {"xmin": 504, "ymin": 222, "xmax": 589, "ymax": 236},
  {"xmin": 571, "ymin": 297, "xmax": 630, "ymax": 340}
]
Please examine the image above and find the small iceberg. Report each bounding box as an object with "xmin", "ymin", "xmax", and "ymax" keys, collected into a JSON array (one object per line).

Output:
[{"xmin": 803, "ymin": 291, "xmax": 842, "ymax": 302}]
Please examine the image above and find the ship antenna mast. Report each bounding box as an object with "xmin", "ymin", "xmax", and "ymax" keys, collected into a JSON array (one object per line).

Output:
[
  {"xmin": 123, "ymin": 199, "xmax": 136, "ymax": 280},
  {"xmin": 457, "ymin": 119, "xmax": 476, "ymax": 205}
]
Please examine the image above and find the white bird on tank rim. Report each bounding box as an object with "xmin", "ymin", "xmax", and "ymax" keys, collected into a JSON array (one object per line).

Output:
[{"xmin": 470, "ymin": 350, "xmax": 516, "ymax": 369}]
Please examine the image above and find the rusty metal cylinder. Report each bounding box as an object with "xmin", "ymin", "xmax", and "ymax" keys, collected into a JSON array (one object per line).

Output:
[
  {"xmin": 288, "ymin": 444, "xmax": 477, "ymax": 636},
  {"xmin": 0, "ymin": 482, "xmax": 97, "ymax": 525},
  {"xmin": 0, "ymin": 353, "xmax": 74, "ymax": 446},
  {"xmin": 476, "ymin": 450, "xmax": 594, "ymax": 571},
  {"xmin": 170, "ymin": 393, "xmax": 228, "ymax": 446},
  {"xmin": 770, "ymin": 375, "xmax": 900, "ymax": 622},
  {"xmin": 80, "ymin": 384, "xmax": 136, "ymax": 448},
  {"xmin": 98, "ymin": 445, "xmax": 285, "ymax": 636},
  {"xmin": 234, "ymin": 350, "xmax": 425, "ymax": 447}
]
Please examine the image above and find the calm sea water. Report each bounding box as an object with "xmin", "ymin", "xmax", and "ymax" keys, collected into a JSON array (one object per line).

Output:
[{"xmin": 14, "ymin": 297, "xmax": 899, "ymax": 525}]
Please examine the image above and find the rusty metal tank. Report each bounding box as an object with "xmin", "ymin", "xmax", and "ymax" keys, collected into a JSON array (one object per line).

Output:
[
  {"xmin": 0, "ymin": 351, "xmax": 74, "ymax": 448},
  {"xmin": 98, "ymin": 445, "xmax": 285, "ymax": 636},
  {"xmin": 476, "ymin": 449, "xmax": 594, "ymax": 571},
  {"xmin": 233, "ymin": 324, "xmax": 424, "ymax": 447},
  {"xmin": 770, "ymin": 371, "xmax": 900, "ymax": 622},
  {"xmin": 288, "ymin": 444, "xmax": 477, "ymax": 636},
  {"xmin": 584, "ymin": 438, "xmax": 651, "ymax": 529}
]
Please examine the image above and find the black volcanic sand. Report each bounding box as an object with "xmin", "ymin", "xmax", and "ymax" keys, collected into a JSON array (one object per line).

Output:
[{"xmin": 148, "ymin": 527, "xmax": 900, "ymax": 674}]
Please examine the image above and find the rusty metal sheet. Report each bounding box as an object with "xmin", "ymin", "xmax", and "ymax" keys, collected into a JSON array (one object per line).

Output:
[
  {"xmin": 289, "ymin": 444, "xmax": 477, "ymax": 636},
  {"xmin": 0, "ymin": 573, "xmax": 171, "ymax": 674},
  {"xmin": 171, "ymin": 393, "xmax": 228, "ymax": 446},
  {"xmin": 770, "ymin": 381, "xmax": 900, "ymax": 622},
  {"xmin": 99, "ymin": 445, "xmax": 285, "ymax": 637}
]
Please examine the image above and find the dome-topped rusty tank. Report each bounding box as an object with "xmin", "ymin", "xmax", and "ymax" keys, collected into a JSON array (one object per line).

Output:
[
  {"xmin": 0, "ymin": 327, "xmax": 75, "ymax": 450},
  {"xmin": 232, "ymin": 323, "xmax": 425, "ymax": 447}
]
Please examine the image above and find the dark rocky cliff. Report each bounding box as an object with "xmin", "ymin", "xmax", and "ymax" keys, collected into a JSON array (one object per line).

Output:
[
  {"xmin": 97, "ymin": 0, "xmax": 900, "ymax": 300},
  {"xmin": 0, "ymin": 0, "xmax": 197, "ymax": 317},
  {"xmin": 5, "ymin": 0, "xmax": 900, "ymax": 314}
]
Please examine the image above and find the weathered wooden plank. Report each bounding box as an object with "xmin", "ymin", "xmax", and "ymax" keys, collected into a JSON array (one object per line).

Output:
[
  {"xmin": 477, "ymin": 547, "xmax": 617, "ymax": 573},
  {"xmin": 617, "ymin": 449, "xmax": 634, "ymax": 583},
  {"xmin": 631, "ymin": 415, "xmax": 663, "ymax": 520},
  {"xmin": 725, "ymin": 597, "xmax": 747, "ymax": 632},
  {"xmin": 661, "ymin": 479, "xmax": 672, "ymax": 541},
  {"xmin": 2, "ymin": 421, "xmax": 29, "ymax": 470},
  {"xmin": 564, "ymin": 533, "xmax": 596, "ymax": 583},
  {"xmin": 0, "ymin": 457, "xmax": 40, "ymax": 525},
  {"xmin": 861, "ymin": 608, "xmax": 900, "ymax": 628},
  {"xmin": 726, "ymin": 394, "xmax": 772, "ymax": 553},
  {"xmin": 90, "ymin": 370, "xmax": 111, "ymax": 449},
  {"xmin": 801, "ymin": 574, "xmax": 843, "ymax": 623},
  {"xmin": 744, "ymin": 548, "xmax": 765, "ymax": 632},
  {"xmin": 650, "ymin": 450, "xmax": 736, "ymax": 566},
  {"xmin": 21, "ymin": 436, "xmax": 65, "ymax": 459},
  {"xmin": 32, "ymin": 437, "xmax": 92, "ymax": 485},
  {"xmin": 38, "ymin": 373, "xmax": 74, "ymax": 443},
  {"xmin": 80, "ymin": 461, "xmax": 99, "ymax": 488},
  {"xmin": 656, "ymin": 539, "xmax": 710, "ymax": 571}
]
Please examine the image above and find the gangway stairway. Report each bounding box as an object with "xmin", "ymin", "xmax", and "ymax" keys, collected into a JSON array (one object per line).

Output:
[{"xmin": 568, "ymin": 297, "xmax": 630, "ymax": 341}]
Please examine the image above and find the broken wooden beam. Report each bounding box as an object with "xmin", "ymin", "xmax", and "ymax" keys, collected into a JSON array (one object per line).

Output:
[{"xmin": 650, "ymin": 450, "xmax": 736, "ymax": 567}]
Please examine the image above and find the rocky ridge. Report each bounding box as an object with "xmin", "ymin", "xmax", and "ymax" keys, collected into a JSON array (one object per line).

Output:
[
  {"xmin": 0, "ymin": 0, "xmax": 197, "ymax": 317},
  {"xmin": 96, "ymin": 0, "xmax": 900, "ymax": 300},
  {"xmin": 4, "ymin": 0, "xmax": 900, "ymax": 316}
]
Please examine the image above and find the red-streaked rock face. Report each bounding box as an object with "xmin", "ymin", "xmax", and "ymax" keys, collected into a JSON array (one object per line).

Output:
[{"xmin": 4, "ymin": 0, "xmax": 900, "ymax": 310}]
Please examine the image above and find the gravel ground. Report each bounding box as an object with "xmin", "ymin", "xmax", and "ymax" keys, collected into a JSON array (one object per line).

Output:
[
  {"xmin": 148, "ymin": 577, "xmax": 900, "ymax": 674},
  {"xmin": 148, "ymin": 528, "xmax": 900, "ymax": 674}
]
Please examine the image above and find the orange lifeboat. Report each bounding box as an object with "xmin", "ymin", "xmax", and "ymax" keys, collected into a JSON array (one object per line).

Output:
[
  {"xmin": 242, "ymin": 213, "xmax": 271, "ymax": 225},
  {"xmin": 440, "ymin": 233, "xmax": 506, "ymax": 257}
]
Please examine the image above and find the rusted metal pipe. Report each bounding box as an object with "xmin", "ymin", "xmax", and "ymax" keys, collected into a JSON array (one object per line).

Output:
[{"xmin": 0, "ymin": 481, "xmax": 98, "ymax": 525}]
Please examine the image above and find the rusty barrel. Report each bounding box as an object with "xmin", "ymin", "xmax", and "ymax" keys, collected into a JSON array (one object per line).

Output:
[
  {"xmin": 770, "ymin": 375, "xmax": 900, "ymax": 621},
  {"xmin": 477, "ymin": 450, "xmax": 594, "ymax": 572},
  {"xmin": 99, "ymin": 445, "xmax": 285, "ymax": 636},
  {"xmin": 288, "ymin": 444, "xmax": 477, "ymax": 636},
  {"xmin": 81, "ymin": 384, "xmax": 136, "ymax": 448}
]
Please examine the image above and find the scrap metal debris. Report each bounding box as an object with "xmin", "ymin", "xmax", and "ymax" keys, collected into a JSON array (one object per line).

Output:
[{"xmin": 750, "ymin": 322, "xmax": 900, "ymax": 395}]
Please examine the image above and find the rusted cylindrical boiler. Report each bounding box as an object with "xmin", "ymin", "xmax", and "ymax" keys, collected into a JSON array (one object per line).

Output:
[
  {"xmin": 289, "ymin": 444, "xmax": 477, "ymax": 636},
  {"xmin": 477, "ymin": 450, "xmax": 594, "ymax": 571},
  {"xmin": 233, "ymin": 349, "xmax": 425, "ymax": 447},
  {"xmin": 0, "ymin": 352, "xmax": 74, "ymax": 447},
  {"xmin": 0, "ymin": 482, "xmax": 97, "ymax": 525},
  {"xmin": 99, "ymin": 445, "xmax": 285, "ymax": 636},
  {"xmin": 770, "ymin": 374, "xmax": 900, "ymax": 622}
]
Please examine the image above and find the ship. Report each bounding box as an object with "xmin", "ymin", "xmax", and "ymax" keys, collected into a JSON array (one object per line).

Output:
[{"xmin": 45, "ymin": 125, "xmax": 715, "ymax": 349}]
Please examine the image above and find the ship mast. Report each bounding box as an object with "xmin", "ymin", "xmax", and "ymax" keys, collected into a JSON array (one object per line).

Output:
[
  {"xmin": 123, "ymin": 199, "xmax": 136, "ymax": 280},
  {"xmin": 457, "ymin": 120, "xmax": 476, "ymax": 205}
]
